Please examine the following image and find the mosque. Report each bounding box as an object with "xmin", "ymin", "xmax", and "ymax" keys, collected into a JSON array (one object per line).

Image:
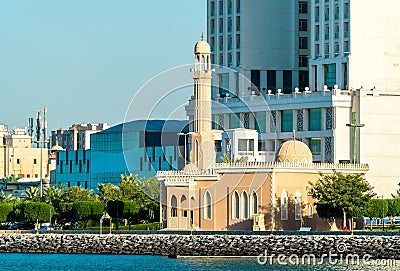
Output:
[{"xmin": 157, "ymin": 35, "xmax": 369, "ymax": 231}]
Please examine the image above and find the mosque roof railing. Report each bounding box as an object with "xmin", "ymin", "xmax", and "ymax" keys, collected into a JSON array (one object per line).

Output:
[{"xmin": 213, "ymin": 161, "xmax": 369, "ymax": 170}]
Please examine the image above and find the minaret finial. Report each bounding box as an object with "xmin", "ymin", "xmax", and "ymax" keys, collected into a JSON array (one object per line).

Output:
[{"xmin": 201, "ymin": 30, "xmax": 205, "ymax": 41}]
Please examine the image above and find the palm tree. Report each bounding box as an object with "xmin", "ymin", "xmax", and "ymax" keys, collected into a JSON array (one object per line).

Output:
[
  {"xmin": 25, "ymin": 186, "xmax": 41, "ymax": 201},
  {"xmin": 62, "ymin": 186, "xmax": 94, "ymax": 203},
  {"xmin": 0, "ymin": 191, "xmax": 19, "ymax": 204}
]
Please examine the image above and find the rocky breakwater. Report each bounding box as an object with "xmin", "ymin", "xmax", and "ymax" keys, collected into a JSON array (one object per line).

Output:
[{"xmin": 0, "ymin": 234, "xmax": 399, "ymax": 259}]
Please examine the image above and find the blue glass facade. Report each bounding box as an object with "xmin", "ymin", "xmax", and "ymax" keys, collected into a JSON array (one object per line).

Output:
[{"xmin": 53, "ymin": 120, "xmax": 188, "ymax": 191}]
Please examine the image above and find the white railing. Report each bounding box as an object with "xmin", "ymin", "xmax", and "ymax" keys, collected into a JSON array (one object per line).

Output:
[
  {"xmin": 214, "ymin": 161, "xmax": 369, "ymax": 170},
  {"xmin": 157, "ymin": 168, "xmax": 217, "ymax": 177}
]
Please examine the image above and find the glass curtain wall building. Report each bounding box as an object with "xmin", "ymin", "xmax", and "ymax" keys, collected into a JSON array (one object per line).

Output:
[{"xmin": 53, "ymin": 120, "xmax": 188, "ymax": 191}]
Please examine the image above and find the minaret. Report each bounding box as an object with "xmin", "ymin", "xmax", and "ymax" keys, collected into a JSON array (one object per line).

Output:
[{"xmin": 189, "ymin": 32, "xmax": 215, "ymax": 170}]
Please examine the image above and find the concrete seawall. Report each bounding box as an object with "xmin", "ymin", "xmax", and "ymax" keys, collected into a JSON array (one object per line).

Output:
[{"xmin": 0, "ymin": 233, "xmax": 399, "ymax": 259}]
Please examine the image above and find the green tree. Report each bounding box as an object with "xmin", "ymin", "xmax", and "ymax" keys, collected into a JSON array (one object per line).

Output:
[
  {"xmin": 0, "ymin": 203, "xmax": 13, "ymax": 223},
  {"xmin": 72, "ymin": 201, "xmax": 104, "ymax": 229},
  {"xmin": 392, "ymin": 183, "xmax": 400, "ymax": 198},
  {"xmin": 308, "ymin": 171, "xmax": 375, "ymax": 230},
  {"xmin": 118, "ymin": 174, "xmax": 139, "ymax": 200},
  {"xmin": 365, "ymin": 198, "xmax": 388, "ymax": 230},
  {"xmin": 220, "ymin": 153, "xmax": 249, "ymax": 163},
  {"xmin": 16, "ymin": 202, "xmax": 54, "ymax": 223},
  {"xmin": 106, "ymin": 200, "xmax": 140, "ymax": 229},
  {"xmin": 25, "ymin": 186, "xmax": 41, "ymax": 202},
  {"xmin": 44, "ymin": 184, "xmax": 64, "ymax": 202},
  {"xmin": 98, "ymin": 183, "xmax": 121, "ymax": 203},
  {"xmin": 62, "ymin": 186, "xmax": 94, "ymax": 202},
  {"xmin": 387, "ymin": 198, "xmax": 400, "ymax": 223},
  {"xmin": 0, "ymin": 191, "xmax": 20, "ymax": 204},
  {"xmin": 137, "ymin": 177, "xmax": 160, "ymax": 201}
]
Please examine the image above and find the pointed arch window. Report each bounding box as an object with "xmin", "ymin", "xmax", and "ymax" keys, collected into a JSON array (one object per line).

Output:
[
  {"xmin": 242, "ymin": 191, "xmax": 249, "ymax": 219},
  {"xmin": 181, "ymin": 195, "xmax": 187, "ymax": 217},
  {"xmin": 280, "ymin": 189, "xmax": 288, "ymax": 220},
  {"xmin": 295, "ymin": 189, "xmax": 302, "ymax": 221},
  {"xmin": 232, "ymin": 191, "xmax": 240, "ymax": 219},
  {"xmin": 171, "ymin": 195, "xmax": 177, "ymax": 217},
  {"xmin": 204, "ymin": 191, "xmax": 212, "ymax": 219},
  {"xmin": 251, "ymin": 191, "xmax": 258, "ymax": 215}
]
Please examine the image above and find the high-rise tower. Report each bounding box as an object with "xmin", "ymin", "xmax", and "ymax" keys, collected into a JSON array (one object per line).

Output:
[{"xmin": 190, "ymin": 33, "xmax": 215, "ymax": 170}]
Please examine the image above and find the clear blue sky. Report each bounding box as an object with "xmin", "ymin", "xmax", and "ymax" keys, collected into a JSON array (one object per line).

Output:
[{"xmin": 0, "ymin": 1, "xmax": 206, "ymax": 132}]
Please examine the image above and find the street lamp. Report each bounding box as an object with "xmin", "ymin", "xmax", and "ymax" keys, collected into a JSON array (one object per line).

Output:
[
  {"xmin": 346, "ymin": 123, "xmax": 365, "ymax": 163},
  {"xmin": 100, "ymin": 211, "xmax": 111, "ymax": 234}
]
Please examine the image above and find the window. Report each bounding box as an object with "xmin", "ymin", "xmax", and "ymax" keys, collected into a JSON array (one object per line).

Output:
[
  {"xmin": 236, "ymin": 34, "xmax": 240, "ymax": 49},
  {"xmin": 283, "ymin": 70, "xmax": 292, "ymax": 94},
  {"xmin": 242, "ymin": 191, "xmax": 249, "ymax": 219},
  {"xmin": 299, "ymin": 55, "xmax": 308, "ymax": 67},
  {"xmin": 171, "ymin": 195, "xmax": 178, "ymax": 217},
  {"xmin": 236, "ymin": 52, "xmax": 241, "ymax": 66},
  {"xmin": 204, "ymin": 191, "xmax": 212, "ymax": 219},
  {"xmin": 16, "ymin": 159, "xmax": 20, "ymax": 164},
  {"xmin": 295, "ymin": 189, "xmax": 302, "ymax": 221},
  {"xmin": 219, "ymin": 54, "xmax": 224, "ymax": 66},
  {"xmin": 228, "ymin": 0, "xmax": 232, "ymax": 14},
  {"xmin": 251, "ymin": 191, "xmax": 258, "ymax": 215},
  {"xmin": 236, "ymin": 16, "xmax": 240, "ymax": 31},
  {"xmin": 251, "ymin": 70, "xmax": 261, "ymax": 92},
  {"xmin": 281, "ymin": 189, "xmax": 288, "ymax": 220},
  {"xmin": 299, "ymin": 1, "xmax": 308, "ymax": 14},
  {"xmin": 219, "ymin": 73, "xmax": 229, "ymax": 97},
  {"xmin": 299, "ymin": 19, "xmax": 308, "ymax": 31},
  {"xmin": 309, "ymin": 138, "xmax": 321, "ymax": 155},
  {"xmin": 299, "ymin": 37, "xmax": 308, "ymax": 49},
  {"xmin": 281, "ymin": 110, "xmax": 293, "ymax": 132},
  {"xmin": 232, "ymin": 191, "xmax": 240, "ymax": 219},
  {"xmin": 229, "ymin": 113, "xmax": 241, "ymax": 129},
  {"xmin": 215, "ymin": 140, "xmax": 222, "ymax": 152},
  {"xmin": 309, "ymin": 108, "xmax": 322, "ymax": 131},
  {"xmin": 255, "ymin": 112, "xmax": 266, "ymax": 133},
  {"xmin": 210, "ymin": 1, "xmax": 215, "ymax": 16},
  {"xmin": 299, "ymin": 71, "xmax": 309, "ymax": 90},
  {"xmin": 210, "ymin": 19, "xmax": 215, "ymax": 34},
  {"xmin": 236, "ymin": 0, "xmax": 240, "ymax": 13},
  {"xmin": 181, "ymin": 195, "xmax": 187, "ymax": 217},
  {"xmin": 219, "ymin": 0, "xmax": 223, "ymax": 15},
  {"xmin": 228, "ymin": 18, "xmax": 232, "ymax": 32},
  {"xmin": 324, "ymin": 64, "xmax": 336, "ymax": 88},
  {"xmin": 267, "ymin": 70, "xmax": 276, "ymax": 93},
  {"xmin": 308, "ymin": 203, "xmax": 314, "ymax": 218}
]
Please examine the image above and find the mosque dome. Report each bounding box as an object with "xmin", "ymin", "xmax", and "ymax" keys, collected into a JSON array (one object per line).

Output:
[
  {"xmin": 194, "ymin": 32, "xmax": 211, "ymax": 54},
  {"xmin": 276, "ymin": 140, "xmax": 313, "ymax": 164},
  {"xmin": 183, "ymin": 163, "xmax": 200, "ymax": 174}
]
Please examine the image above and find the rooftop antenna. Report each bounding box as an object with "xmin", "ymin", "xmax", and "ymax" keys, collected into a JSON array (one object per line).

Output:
[
  {"xmin": 35, "ymin": 110, "xmax": 41, "ymax": 148},
  {"xmin": 28, "ymin": 117, "xmax": 34, "ymax": 137},
  {"xmin": 42, "ymin": 107, "xmax": 47, "ymax": 148}
]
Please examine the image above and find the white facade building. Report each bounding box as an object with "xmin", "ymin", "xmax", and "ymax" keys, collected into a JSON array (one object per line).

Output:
[
  {"xmin": 188, "ymin": 0, "xmax": 400, "ymax": 197},
  {"xmin": 309, "ymin": 0, "xmax": 400, "ymax": 92},
  {"xmin": 208, "ymin": 0, "xmax": 310, "ymax": 96}
]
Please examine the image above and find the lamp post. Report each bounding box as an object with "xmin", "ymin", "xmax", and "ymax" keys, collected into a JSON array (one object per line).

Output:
[
  {"xmin": 346, "ymin": 123, "xmax": 365, "ymax": 163},
  {"xmin": 100, "ymin": 211, "xmax": 111, "ymax": 234}
]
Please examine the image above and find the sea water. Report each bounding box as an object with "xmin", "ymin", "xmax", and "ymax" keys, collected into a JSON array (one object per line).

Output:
[{"xmin": 0, "ymin": 253, "xmax": 397, "ymax": 271}]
